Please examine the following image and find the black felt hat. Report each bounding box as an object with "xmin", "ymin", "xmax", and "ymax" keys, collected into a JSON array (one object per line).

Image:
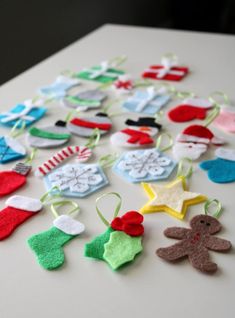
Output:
[{"xmin": 125, "ymin": 117, "xmax": 162, "ymax": 129}]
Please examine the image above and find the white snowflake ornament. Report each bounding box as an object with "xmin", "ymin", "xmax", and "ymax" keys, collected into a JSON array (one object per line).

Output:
[
  {"xmin": 112, "ymin": 148, "xmax": 176, "ymax": 183},
  {"xmin": 44, "ymin": 163, "xmax": 108, "ymax": 197}
]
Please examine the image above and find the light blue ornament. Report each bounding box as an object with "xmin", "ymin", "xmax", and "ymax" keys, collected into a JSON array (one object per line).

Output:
[
  {"xmin": 0, "ymin": 103, "xmax": 47, "ymax": 128},
  {"xmin": 39, "ymin": 75, "xmax": 80, "ymax": 99},
  {"xmin": 44, "ymin": 163, "xmax": 109, "ymax": 198},
  {"xmin": 0, "ymin": 136, "xmax": 26, "ymax": 164},
  {"xmin": 112, "ymin": 148, "xmax": 176, "ymax": 183},
  {"xmin": 200, "ymin": 148, "xmax": 235, "ymax": 184},
  {"xmin": 123, "ymin": 87, "xmax": 171, "ymax": 115}
]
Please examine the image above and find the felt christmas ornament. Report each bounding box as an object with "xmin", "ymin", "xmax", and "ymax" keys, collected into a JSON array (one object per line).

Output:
[
  {"xmin": 77, "ymin": 57, "xmax": 126, "ymax": 83},
  {"xmin": 168, "ymin": 98, "xmax": 213, "ymax": 122},
  {"xmin": 156, "ymin": 201, "xmax": 232, "ymax": 274},
  {"xmin": 110, "ymin": 117, "xmax": 161, "ymax": 148},
  {"xmin": 39, "ymin": 75, "xmax": 80, "ymax": 99},
  {"xmin": 67, "ymin": 113, "xmax": 112, "ymax": 137},
  {"xmin": 112, "ymin": 75, "xmax": 134, "ymax": 95},
  {"xmin": 0, "ymin": 136, "xmax": 26, "ymax": 164},
  {"xmin": 44, "ymin": 157, "xmax": 114, "ymax": 198},
  {"xmin": 113, "ymin": 148, "xmax": 176, "ymax": 183},
  {"xmin": 62, "ymin": 89, "xmax": 107, "ymax": 111},
  {"xmin": 28, "ymin": 200, "xmax": 85, "ymax": 270},
  {"xmin": 0, "ymin": 195, "xmax": 42, "ymax": 240},
  {"xmin": 123, "ymin": 86, "xmax": 171, "ymax": 115},
  {"xmin": 0, "ymin": 100, "xmax": 47, "ymax": 128},
  {"xmin": 200, "ymin": 147, "xmax": 235, "ymax": 183},
  {"xmin": 35, "ymin": 145, "xmax": 92, "ymax": 177},
  {"xmin": 142, "ymin": 55, "xmax": 189, "ymax": 81},
  {"xmin": 173, "ymin": 124, "xmax": 225, "ymax": 161},
  {"xmin": 27, "ymin": 120, "xmax": 71, "ymax": 148},
  {"xmin": 0, "ymin": 162, "xmax": 32, "ymax": 197},
  {"xmin": 84, "ymin": 192, "xmax": 144, "ymax": 270},
  {"xmin": 213, "ymin": 108, "xmax": 235, "ymax": 133},
  {"xmin": 140, "ymin": 172, "xmax": 207, "ymax": 220}
]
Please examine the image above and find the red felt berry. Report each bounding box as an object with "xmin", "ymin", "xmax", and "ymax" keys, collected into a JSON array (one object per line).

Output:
[
  {"xmin": 111, "ymin": 217, "xmax": 123, "ymax": 231},
  {"xmin": 121, "ymin": 211, "xmax": 144, "ymax": 224},
  {"xmin": 123, "ymin": 223, "xmax": 144, "ymax": 236}
]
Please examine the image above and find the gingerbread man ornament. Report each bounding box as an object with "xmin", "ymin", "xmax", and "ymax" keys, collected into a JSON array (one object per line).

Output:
[{"xmin": 157, "ymin": 214, "xmax": 231, "ymax": 274}]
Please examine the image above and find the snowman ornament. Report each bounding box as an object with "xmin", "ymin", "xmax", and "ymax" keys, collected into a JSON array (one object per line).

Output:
[{"xmin": 110, "ymin": 117, "xmax": 162, "ymax": 148}]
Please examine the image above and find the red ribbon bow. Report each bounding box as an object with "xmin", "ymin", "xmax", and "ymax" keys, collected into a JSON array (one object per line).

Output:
[
  {"xmin": 115, "ymin": 80, "xmax": 133, "ymax": 90},
  {"xmin": 111, "ymin": 211, "xmax": 144, "ymax": 236}
]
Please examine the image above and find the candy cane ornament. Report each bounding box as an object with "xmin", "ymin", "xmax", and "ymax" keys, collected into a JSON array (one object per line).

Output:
[{"xmin": 35, "ymin": 145, "xmax": 92, "ymax": 177}]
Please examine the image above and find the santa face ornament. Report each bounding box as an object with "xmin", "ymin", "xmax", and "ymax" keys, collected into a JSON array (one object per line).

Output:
[
  {"xmin": 113, "ymin": 148, "xmax": 176, "ymax": 183},
  {"xmin": 173, "ymin": 124, "xmax": 224, "ymax": 161},
  {"xmin": 67, "ymin": 113, "xmax": 112, "ymax": 137},
  {"xmin": 62, "ymin": 89, "xmax": 107, "ymax": 111},
  {"xmin": 27, "ymin": 120, "xmax": 71, "ymax": 148},
  {"xmin": 110, "ymin": 117, "xmax": 161, "ymax": 148}
]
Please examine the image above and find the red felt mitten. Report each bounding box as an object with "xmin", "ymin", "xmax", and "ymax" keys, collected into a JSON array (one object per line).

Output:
[
  {"xmin": 168, "ymin": 98, "xmax": 213, "ymax": 122},
  {"xmin": 111, "ymin": 211, "xmax": 144, "ymax": 236},
  {"xmin": 0, "ymin": 195, "xmax": 42, "ymax": 240}
]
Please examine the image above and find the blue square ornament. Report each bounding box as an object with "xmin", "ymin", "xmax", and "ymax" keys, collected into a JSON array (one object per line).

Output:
[
  {"xmin": 122, "ymin": 87, "xmax": 171, "ymax": 115},
  {"xmin": 0, "ymin": 103, "xmax": 47, "ymax": 128},
  {"xmin": 112, "ymin": 148, "xmax": 176, "ymax": 183},
  {"xmin": 44, "ymin": 163, "xmax": 109, "ymax": 198}
]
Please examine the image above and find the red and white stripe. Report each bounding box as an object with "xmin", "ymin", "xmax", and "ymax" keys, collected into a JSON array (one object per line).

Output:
[{"xmin": 35, "ymin": 146, "xmax": 92, "ymax": 177}]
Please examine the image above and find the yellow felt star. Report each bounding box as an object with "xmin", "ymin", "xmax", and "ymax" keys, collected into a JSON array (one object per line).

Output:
[{"xmin": 140, "ymin": 176, "xmax": 207, "ymax": 219}]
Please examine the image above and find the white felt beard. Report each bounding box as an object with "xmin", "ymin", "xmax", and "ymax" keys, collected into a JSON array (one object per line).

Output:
[{"xmin": 173, "ymin": 142, "xmax": 208, "ymax": 160}]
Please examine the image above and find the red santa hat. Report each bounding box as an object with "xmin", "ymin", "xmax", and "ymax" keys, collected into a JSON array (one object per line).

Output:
[{"xmin": 177, "ymin": 125, "xmax": 224, "ymax": 145}]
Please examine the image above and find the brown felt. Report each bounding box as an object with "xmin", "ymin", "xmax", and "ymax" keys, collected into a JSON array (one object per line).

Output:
[{"xmin": 156, "ymin": 214, "xmax": 232, "ymax": 274}]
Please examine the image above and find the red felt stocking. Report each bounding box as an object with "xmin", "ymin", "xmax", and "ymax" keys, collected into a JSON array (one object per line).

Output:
[
  {"xmin": 0, "ymin": 163, "xmax": 31, "ymax": 197},
  {"xmin": 0, "ymin": 195, "xmax": 42, "ymax": 240}
]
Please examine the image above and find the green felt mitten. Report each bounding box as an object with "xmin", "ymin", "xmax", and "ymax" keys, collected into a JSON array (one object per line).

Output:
[{"xmin": 28, "ymin": 215, "xmax": 85, "ymax": 270}]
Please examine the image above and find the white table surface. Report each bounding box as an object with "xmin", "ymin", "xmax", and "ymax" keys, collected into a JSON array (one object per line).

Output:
[{"xmin": 0, "ymin": 24, "xmax": 235, "ymax": 318}]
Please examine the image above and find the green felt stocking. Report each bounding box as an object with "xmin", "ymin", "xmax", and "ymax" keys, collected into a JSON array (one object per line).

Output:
[{"xmin": 28, "ymin": 226, "xmax": 75, "ymax": 270}]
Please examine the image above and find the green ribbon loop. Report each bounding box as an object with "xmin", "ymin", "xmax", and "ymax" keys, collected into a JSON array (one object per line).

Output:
[
  {"xmin": 134, "ymin": 79, "xmax": 153, "ymax": 88},
  {"xmin": 204, "ymin": 91, "xmax": 229, "ymax": 127},
  {"xmin": 155, "ymin": 133, "xmax": 173, "ymax": 152},
  {"xmin": 51, "ymin": 200, "xmax": 80, "ymax": 219},
  {"xmin": 65, "ymin": 109, "xmax": 79, "ymax": 123},
  {"xmin": 176, "ymin": 157, "xmax": 193, "ymax": 179},
  {"xmin": 208, "ymin": 91, "xmax": 229, "ymax": 107},
  {"xmin": 24, "ymin": 148, "xmax": 37, "ymax": 165},
  {"xmin": 204, "ymin": 199, "xmax": 222, "ymax": 219},
  {"xmin": 98, "ymin": 81, "xmax": 113, "ymax": 90},
  {"xmin": 175, "ymin": 91, "xmax": 195, "ymax": 99},
  {"xmin": 109, "ymin": 55, "xmax": 127, "ymax": 67},
  {"xmin": 9, "ymin": 120, "xmax": 26, "ymax": 138},
  {"xmin": 96, "ymin": 192, "xmax": 122, "ymax": 227},
  {"xmin": 60, "ymin": 69, "xmax": 77, "ymax": 78},
  {"xmin": 40, "ymin": 186, "xmax": 61, "ymax": 204},
  {"xmin": 85, "ymin": 128, "xmax": 101, "ymax": 149},
  {"xmin": 102, "ymin": 99, "xmax": 119, "ymax": 114},
  {"xmin": 98, "ymin": 153, "xmax": 118, "ymax": 168},
  {"xmin": 154, "ymin": 110, "xmax": 164, "ymax": 120},
  {"xmin": 162, "ymin": 53, "xmax": 178, "ymax": 64}
]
